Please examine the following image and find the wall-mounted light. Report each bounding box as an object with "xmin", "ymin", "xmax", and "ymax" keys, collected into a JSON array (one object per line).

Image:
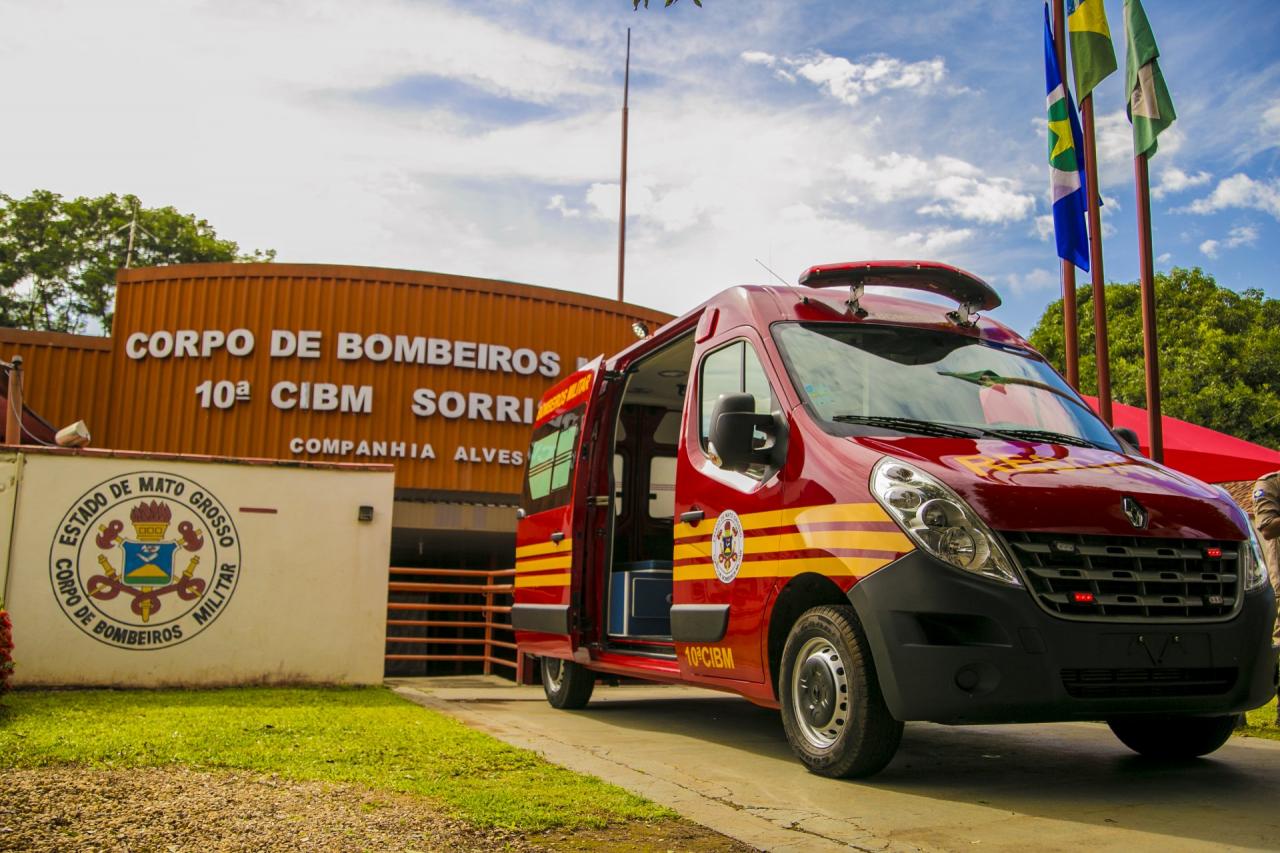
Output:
[
  {"xmin": 631, "ymin": 321, "xmax": 650, "ymax": 339},
  {"xmin": 357, "ymin": 505, "xmax": 374, "ymax": 522}
]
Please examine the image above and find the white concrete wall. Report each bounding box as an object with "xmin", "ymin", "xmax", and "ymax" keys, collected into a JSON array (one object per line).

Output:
[{"xmin": 2, "ymin": 449, "xmax": 393, "ymax": 686}]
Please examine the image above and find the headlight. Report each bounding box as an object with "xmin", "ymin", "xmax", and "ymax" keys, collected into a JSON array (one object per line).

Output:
[
  {"xmin": 1209, "ymin": 484, "xmax": 1269, "ymax": 592},
  {"xmin": 1241, "ymin": 525, "xmax": 1269, "ymax": 591},
  {"xmin": 870, "ymin": 457, "xmax": 1021, "ymax": 586}
]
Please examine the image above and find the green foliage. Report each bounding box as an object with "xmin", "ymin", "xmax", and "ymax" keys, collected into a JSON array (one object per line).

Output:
[
  {"xmin": 633, "ymin": 0, "xmax": 701, "ymax": 8},
  {"xmin": 0, "ymin": 687, "xmax": 669, "ymax": 830},
  {"xmin": 1028, "ymin": 267, "xmax": 1280, "ymax": 449},
  {"xmin": 1242, "ymin": 696, "xmax": 1280, "ymax": 741},
  {"xmin": 0, "ymin": 190, "xmax": 274, "ymax": 333}
]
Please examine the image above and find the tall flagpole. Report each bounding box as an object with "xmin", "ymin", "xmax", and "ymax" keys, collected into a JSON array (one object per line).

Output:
[
  {"xmin": 1052, "ymin": 0, "xmax": 1079, "ymax": 388},
  {"xmin": 1080, "ymin": 95, "xmax": 1113, "ymax": 425},
  {"xmin": 616, "ymin": 28, "xmax": 631, "ymax": 303},
  {"xmin": 1134, "ymin": 152, "xmax": 1163, "ymax": 462}
]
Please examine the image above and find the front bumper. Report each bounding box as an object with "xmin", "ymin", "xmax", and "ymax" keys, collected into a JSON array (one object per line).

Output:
[{"xmin": 848, "ymin": 550, "xmax": 1279, "ymax": 724}]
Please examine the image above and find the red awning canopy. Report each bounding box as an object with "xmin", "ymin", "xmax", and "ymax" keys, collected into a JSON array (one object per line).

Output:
[{"xmin": 1083, "ymin": 395, "xmax": 1280, "ymax": 484}]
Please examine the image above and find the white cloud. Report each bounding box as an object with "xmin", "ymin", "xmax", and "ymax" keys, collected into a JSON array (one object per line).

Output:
[
  {"xmin": 1093, "ymin": 110, "xmax": 1185, "ymax": 189},
  {"xmin": 1187, "ymin": 174, "xmax": 1280, "ymax": 219},
  {"xmin": 893, "ymin": 227, "xmax": 974, "ymax": 253},
  {"xmin": 1152, "ymin": 167, "xmax": 1211, "ymax": 199},
  {"xmin": 746, "ymin": 50, "xmax": 946, "ymax": 107},
  {"xmin": 1034, "ymin": 215, "xmax": 1055, "ymax": 241},
  {"xmin": 1199, "ymin": 225, "xmax": 1257, "ymax": 259},
  {"xmin": 1005, "ymin": 268, "xmax": 1056, "ymax": 297},
  {"xmin": 546, "ymin": 194, "xmax": 581, "ymax": 218},
  {"xmin": 841, "ymin": 153, "xmax": 1033, "ymax": 224},
  {"xmin": 1156, "ymin": 252, "xmax": 1172, "ymax": 265}
]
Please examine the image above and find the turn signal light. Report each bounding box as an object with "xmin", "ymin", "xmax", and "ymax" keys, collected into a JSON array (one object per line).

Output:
[{"xmin": 1071, "ymin": 591, "xmax": 1096, "ymax": 604}]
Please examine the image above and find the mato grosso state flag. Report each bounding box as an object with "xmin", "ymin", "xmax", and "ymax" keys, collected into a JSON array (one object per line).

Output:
[
  {"xmin": 1044, "ymin": 4, "xmax": 1090, "ymax": 272},
  {"xmin": 1124, "ymin": 0, "xmax": 1176, "ymax": 157},
  {"xmin": 1067, "ymin": 0, "xmax": 1117, "ymax": 99}
]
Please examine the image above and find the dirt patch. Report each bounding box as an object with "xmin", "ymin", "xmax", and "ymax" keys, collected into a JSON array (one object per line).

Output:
[{"xmin": 0, "ymin": 767, "xmax": 752, "ymax": 852}]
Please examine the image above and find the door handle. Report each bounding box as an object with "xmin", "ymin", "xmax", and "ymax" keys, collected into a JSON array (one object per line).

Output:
[
  {"xmin": 680, "ymin": 509, "xmax": 705, "ymax": 525},
  {"xmin": 550, "ymin": 531, "xmax": 565, "ymax": 543}
]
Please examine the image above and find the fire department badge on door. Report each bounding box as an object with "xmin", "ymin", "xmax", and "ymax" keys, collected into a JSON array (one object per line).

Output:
[
  {"xmin": 49, "ymin": 471, "xmax": 241, "ymax": 650},
  {"xmin": 712, "ymin": 509, "xmax": 744, "ymax": 583}
]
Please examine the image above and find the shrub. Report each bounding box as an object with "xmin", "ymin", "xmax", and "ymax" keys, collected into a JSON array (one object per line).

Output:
[{"xmin": 0, "ymin": 600, "xmax": 13, "ymax": 697}]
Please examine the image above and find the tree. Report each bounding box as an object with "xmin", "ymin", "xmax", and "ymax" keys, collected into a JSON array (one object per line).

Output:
[
  {"xmin": 1029, "ymin": 267, "xmax": 1280, "ymax": 449},
  {"xmin": 0, "ymin": 190, "xmax": 274, "ymax": 333}
]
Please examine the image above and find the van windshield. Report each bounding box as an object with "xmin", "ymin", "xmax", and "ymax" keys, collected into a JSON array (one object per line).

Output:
[{"xmin": 772, "ymin": 322, "xmax": 1121, "ymax": 451}]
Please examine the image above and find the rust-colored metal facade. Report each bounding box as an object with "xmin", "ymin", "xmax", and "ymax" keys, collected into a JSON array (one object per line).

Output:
[{"xmin": 0, "ymin": 263, "xmax": 671, "ymax": 497}]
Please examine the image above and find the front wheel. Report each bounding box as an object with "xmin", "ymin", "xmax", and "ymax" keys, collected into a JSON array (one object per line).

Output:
[
  {"xmin": 540, "ymin": 656, "xmax": 595, "ymax": 709},
  {"xmin": 778, "ymin": 605, "xmax": 903, "ymax": 778},
  {"xmin": 1107, "ymin": 714, "xmax": 1236, "ymax": 759}
]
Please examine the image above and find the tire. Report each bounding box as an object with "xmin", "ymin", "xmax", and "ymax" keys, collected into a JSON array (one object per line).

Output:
[
  {"xmin": 540, "ymin": 656, "xmax": 595, "ymax": 709},
  {"xmin": 778, "ymin": 605, "xmax": 903, "ymax": 778},
  {"xmin": 1107, "ymin": 714, "xmax": 1236, "ymax": 759}
]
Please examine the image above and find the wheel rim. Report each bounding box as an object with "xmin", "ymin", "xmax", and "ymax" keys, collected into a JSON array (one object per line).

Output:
[
  {"xmin": 545, "ymin": 658, "xmax": 564, "ymax": 693},
  {"xmin": 791, "ymin": 636, "xmax": 850, "ymax": 749}
]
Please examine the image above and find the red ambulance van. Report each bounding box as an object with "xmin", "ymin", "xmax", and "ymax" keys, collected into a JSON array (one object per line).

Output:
[{"xmin": 512, "ymin": 261, "xmax": 1278, "ymax": 778}]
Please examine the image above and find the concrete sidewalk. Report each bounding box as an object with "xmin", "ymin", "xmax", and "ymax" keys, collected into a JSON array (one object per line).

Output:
[{"xmin": 391, "ymin": 677, "xmax": 1280, "ymax": 852}]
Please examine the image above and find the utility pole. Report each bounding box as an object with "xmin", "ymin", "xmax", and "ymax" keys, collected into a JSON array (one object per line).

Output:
[{"xmin": 617, "ymin": 28, "xmax": 631, "ymax": 304}]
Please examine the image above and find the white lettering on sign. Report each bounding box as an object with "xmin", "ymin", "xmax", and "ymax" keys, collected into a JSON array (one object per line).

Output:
[
  {"xmin": 410, "ymin": 389, "xmax": 536, "ymax": 424},
  {"xmin": 270, "ymin": 382, "xmax": 373, "ymax": 413},
  {"xmin": 288, "ymin": 437, "xmax": 437, "ymax": 459},
  {"xmin": 452, "ymin": 446, "xmax": 525, "ymax": 465},
  {"xmin": 270, "ymin": 330, "xmax": 322, "ymax": 358},
  {"xmin": 126, "ymin": 329, "xmax": 254, "ymax": 360},
  {"xmin": 332, "ymin": 332, "xmax": 560, "ymax": 377}
]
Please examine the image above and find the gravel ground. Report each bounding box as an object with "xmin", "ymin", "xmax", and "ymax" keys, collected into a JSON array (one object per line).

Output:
[{"xmin": 0, "ymin": 767, "xmax": 750, "ymax": 852}]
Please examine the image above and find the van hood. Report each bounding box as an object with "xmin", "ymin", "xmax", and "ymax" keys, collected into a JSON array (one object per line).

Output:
[{"xmin": 853, "ymin": 436, "xmax": 1249, "ymax": 541}]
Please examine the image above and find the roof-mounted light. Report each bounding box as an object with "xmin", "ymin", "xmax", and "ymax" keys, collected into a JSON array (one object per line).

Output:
[{"xmin": 797, "ymin": 261, "xmax": 1001, "ymax": 327}]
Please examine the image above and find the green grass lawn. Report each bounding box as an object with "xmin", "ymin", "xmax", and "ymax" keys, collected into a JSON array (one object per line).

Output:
[
  {"xmin": 0, "ymin": 687, "xmax": 670, "ymax": 831},
  {"xmin": 1240, "ymin": 696, "xmax": 1280, "ymax": 741}
]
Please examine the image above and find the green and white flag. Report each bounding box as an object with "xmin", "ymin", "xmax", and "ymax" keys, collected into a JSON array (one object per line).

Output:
[
  {"xmin": 1124, "ymin": 0, "xmax": 1176, "ymax": 157},
  {"xmin": 1067, "ymin": 0, "xmax": 1117, "ymax": 100}
]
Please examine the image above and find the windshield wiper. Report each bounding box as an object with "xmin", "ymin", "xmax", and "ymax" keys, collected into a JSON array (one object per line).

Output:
[
  {"xmin": 968, "ymin": 426, "xmax": 1103, "ymax": 450},
  {"xmin": 937, "ymin": 369, "xmax": 1096, "ymax": 416},
  {"xmin": 831, "ymin": 414, "xmax": 984, "ymax": 439}
]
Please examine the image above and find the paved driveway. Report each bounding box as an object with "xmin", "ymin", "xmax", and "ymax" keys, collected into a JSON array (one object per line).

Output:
[{"xmin": 392, "ymin": 678, "xmax": 1280, "ymax": 852}]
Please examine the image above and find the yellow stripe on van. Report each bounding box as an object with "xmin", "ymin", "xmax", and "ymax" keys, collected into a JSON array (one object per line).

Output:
[
  {"xmin": 680, "ymin": 503, "xmax": 893, "ymax": 537},
  {"xmin": 516, "ymin": 539, "xmax": 573, "ymax": 560},
  {"xmin": 514, "ymin": 572, "xmax": 572, "ymax": 589},
  {"xmin": 515, "ymin": 553, "xmax": 573, "ymax": 572},
  {"xmin": 672, "ymin": 553, "xmax": 901, "ymax": 583},
  {"xmin": 774, "ymin": 530, "xmax": 913, "ymax": 553}
]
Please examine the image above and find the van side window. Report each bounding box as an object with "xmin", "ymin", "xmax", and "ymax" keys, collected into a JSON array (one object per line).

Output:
[
  {"xmin": 699, "ymin": 340, "xmax": 776, "ymax": 463},
  {"xmin": 522, "ymin": 406, "xmax": 583, "ymax": 513}
]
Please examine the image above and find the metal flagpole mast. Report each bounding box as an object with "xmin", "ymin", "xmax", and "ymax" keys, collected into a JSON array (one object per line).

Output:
[
  {"xmin": 1081, "ymin": 94, "xmax": 1113, "ymax": 425},
  {"xmin": 1134, "ymin": 152, "xmax": 1163, "ymax": 462},
  {"xmin": 1052, "ymin": 0, "xmax": 1079, "ymax": 389},
  {"xmin": 617, "ymin": 28, "xmax": 631, "ymax": 303}
]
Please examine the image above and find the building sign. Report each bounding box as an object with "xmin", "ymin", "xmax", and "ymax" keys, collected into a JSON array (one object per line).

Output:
[{"xmin": 50, "ymin": 471, "xmax": 241, "ymax": 650}]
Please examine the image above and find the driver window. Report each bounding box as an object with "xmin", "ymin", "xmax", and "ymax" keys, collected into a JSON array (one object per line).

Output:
[{"xmin": 698, "ymin": 340, "xmax": 777, "ymax": 478}]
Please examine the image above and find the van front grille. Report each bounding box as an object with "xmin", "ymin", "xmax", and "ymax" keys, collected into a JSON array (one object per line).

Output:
[
  {"xmin": 1061, "ymin": 667, "xmax": 1237, "ymax": 698},
  {"xmin": 1000, "ymin": 531, "xmax": 1241, "ymax": 622}
]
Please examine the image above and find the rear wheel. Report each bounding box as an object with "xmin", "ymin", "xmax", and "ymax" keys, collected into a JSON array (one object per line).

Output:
[
  {"xmin": 778, "ymin": 605, "xmax": 902, "ymax": 778},
  {"xmin": 1107, "ymin": 714, "xmax": 1236, "ymax": 759},
  {"xmin": 540, "ymin": 656, "xmax": 595, "ymax": 709}
]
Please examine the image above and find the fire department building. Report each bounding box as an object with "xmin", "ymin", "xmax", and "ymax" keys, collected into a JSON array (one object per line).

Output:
[{"xmin": 0, "ymin": 262, "xmax": 670, "ymax": 674}]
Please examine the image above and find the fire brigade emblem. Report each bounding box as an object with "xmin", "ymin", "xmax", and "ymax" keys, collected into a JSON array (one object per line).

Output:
[
  {"xmin": 49, "ymin": 472, "xmax": 241, "ymax": 650},
  {"xmin": 712, "ymin": 510, "xmax": 744, "ymax": 583}
]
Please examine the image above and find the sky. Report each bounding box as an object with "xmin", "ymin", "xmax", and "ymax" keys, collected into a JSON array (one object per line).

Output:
[{"xmin": 1, "ymin": 0, "xmax": 1277, "ymax": 335}]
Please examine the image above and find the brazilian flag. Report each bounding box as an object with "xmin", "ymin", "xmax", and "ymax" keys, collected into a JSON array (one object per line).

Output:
[
  {"xmin": 1124, "ymin": 0, "xmax": 1176, "ymax": 157},
  {"xmin": 1044, "ymin": 4, "xmax": 1090, "ymax": 272},
  {"xmin": 1067, "ymin": 0, "xmax": 1118, "ymax": 100}
]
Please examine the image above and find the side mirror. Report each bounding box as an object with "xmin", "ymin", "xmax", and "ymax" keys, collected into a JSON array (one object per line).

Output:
[
  {"xmin": 1113, "ymin": 426, "xmax": 1143, "ymax": 456},
  {"xmin": 709, "ymin": 393, "xmax": 787, "ymax": 473}
]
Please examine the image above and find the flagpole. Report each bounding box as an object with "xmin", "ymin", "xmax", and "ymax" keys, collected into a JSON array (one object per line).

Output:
[
  {"xmin": 1052, "ymin": 0, "xmax": 1079, "ymax": 389},
  {"xmin": 1081, "ymin": 94, "xmax": 1113, "ymax": 425},
  {"xmin": 1134, "ymin": 152, "xmax": 1163, "ymax": 462},
  {"xmin": 617, "ymin": 28, "xmax": 631, "ymax": 304}
]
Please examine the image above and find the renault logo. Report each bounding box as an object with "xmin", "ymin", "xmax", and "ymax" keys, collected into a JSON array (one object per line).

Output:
[{"xmin": 1122, "ymin": 496, "xmax": 1149, "ymax": 530}]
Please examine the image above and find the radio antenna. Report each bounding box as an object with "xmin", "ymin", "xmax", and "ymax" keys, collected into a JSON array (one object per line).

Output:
[{"xmin": 754, "ymin": 258, "xmax": 806, "ymax": 300}]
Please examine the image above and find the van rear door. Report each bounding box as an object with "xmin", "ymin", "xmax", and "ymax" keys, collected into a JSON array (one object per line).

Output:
[{"xmin": 512, "ymin": 358, "xmax": 607, "ymax": 659}]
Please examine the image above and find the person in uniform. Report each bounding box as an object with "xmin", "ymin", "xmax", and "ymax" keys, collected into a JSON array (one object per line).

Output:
[{"xmin": 1251, "ymin": 471, "xmax": 1280, "ymax": 723}]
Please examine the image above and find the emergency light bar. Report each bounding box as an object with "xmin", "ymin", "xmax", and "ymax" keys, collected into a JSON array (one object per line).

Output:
[{"xmin": 797, "ymin": 261, "xmax": 1001, "ymax": 325}]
